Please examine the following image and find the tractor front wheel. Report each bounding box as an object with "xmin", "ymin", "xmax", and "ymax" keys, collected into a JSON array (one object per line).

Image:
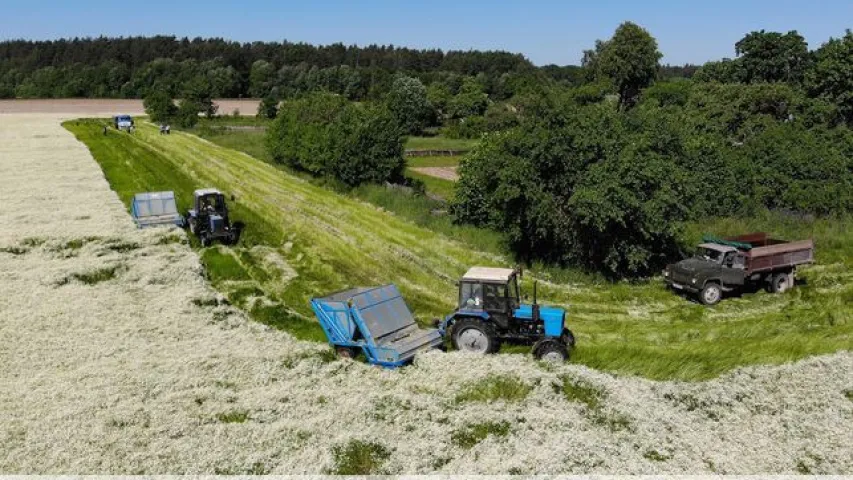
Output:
[
  {"xmin": 451, "ymin": 318, "xmax": 499, "ymax": 354},
  {"xmin": 533, "ymin": 338, "xmax": 569, "ymax": 363},
  {"xmin": 561, "ymin": 328, "xmax": 576, "ymax": 348},
  {"xmin": 200, "ymin": 234, "xmax": 212, "ymax": 247},
  {"xmin": 188, "ymin": 217, "xmax": 197, "ymax": 234}
]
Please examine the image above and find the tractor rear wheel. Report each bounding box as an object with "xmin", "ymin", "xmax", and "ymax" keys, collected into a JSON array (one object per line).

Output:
[
  {"xmin": 451, "ymin": 318, "xmax": 499, "ymax": 354},
  {"xmin": 533, "ymin": 338, "xmax": 569, "ymax": 363}
]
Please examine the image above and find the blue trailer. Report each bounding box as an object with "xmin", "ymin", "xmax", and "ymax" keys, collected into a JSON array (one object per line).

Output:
[
  {"xmin": 310, "ymin": 284, "xmax": 444, "ymax": 367},
  {"xmin": 130, "ymin": 191, "xmax": 185, "ymax": 228}
]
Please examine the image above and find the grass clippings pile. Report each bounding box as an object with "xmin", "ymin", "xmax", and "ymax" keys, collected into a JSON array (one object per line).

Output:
[{"xmin": 0, "ymin": 114, "xmax": 851, "ymax": 474}]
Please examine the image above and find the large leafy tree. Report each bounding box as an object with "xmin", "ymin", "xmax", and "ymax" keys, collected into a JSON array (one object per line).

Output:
[
  {"xmin": 248, "ymin": 60, "xmax": 276, "ymax": 98},
  {"xmin": 806, "ymin": 30, "xmax": 853, "ymax": 124},
  {"xmin": 267, "ymin": 92, "xmax": 405, "ymax": 186},
  {"xmin": 597, "ymin": 22, "xmax": 662, "ymax": 109},
  {"xmin": 142, "ymin": 90, "xmax": 176, "ymax": 122},
  {"xmin": 182, "ymin": 76, "xmax": 217, "ymax": 118},
  {"xmin": 385, "ymin": 75, "xmax": 433, "ymax": 134},
  {"xmin": 735, "ymin": 30, "xmax": 810, "ymax": 84}
]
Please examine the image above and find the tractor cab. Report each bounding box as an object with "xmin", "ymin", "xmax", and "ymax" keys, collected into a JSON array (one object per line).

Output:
[
  {"xmin": 441, "ymin": 266, "xmax": 575, "ymax": 362},
  {"xmin": 185, "ymin": 188, "xmax": 237, "ymax": 246},
  {"xmin": 458, "ymin": 267, "xmax": 520, "ymax": 328}
]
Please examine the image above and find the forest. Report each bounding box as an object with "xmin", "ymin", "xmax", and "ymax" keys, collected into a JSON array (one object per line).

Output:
[{"xmin": 0, "ymin": 35, "xmax": 693, "ymax": 100}]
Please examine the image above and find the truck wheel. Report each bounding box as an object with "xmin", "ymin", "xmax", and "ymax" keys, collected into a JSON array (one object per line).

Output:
[
  {"xmin": 533, "ymin": 338, "xmax": 569, "ymax": 363},
  {"xmin": 451, "ymin": 318, "xmax": 499, "ymax": 354},
  {"xmin": 699, "ymin": 283, "xmax": 722, "ymax": 305},
  {"xmin": 770, "ymin": 272, "xmax": 790, "ymax": 293}
]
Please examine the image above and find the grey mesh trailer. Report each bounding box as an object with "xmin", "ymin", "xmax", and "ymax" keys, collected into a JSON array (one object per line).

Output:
[
  {"xmin": 310, "ymin": 284, "xmax": 444, "ymax": 367},
  {"xmin": 130, "ymin": 191, "xmax": 185, "ymax": 228}
]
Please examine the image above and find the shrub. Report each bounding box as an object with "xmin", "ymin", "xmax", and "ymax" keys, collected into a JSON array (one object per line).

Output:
[{"xmin": 258, "ymin": 95, "xmax": 278, "ymax": 119}]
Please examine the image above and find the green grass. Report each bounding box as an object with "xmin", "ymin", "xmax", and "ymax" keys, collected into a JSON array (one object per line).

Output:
[
  {"xmin": 558, "ymin": 376, "xmax": 604, "ymax": 410},
  {"xmin": 330, "ymin": 440, "xmax": 390, "ymax": 475},
  {"xmin": 405, "ymin": 169, "xmax": 457, "ymax": 200},
  {"xmin": 405, "ymin": 135, "xmax": 478, "ymax": 151},
  {"xmin": 454, "ymin": 375, "xmax": 532, "ymax": 404},
  {"xmin": 215, "ymin": 410, "xmax": 249, "ymax": 424},
  {"xmin": 557, "ymin": 376, "xmax": 633, "ymax": 431},
  {"xmin": 66, "ymin": 119, "xmax": 853, "ymax": 381},
  {"xmin": 57, "ymin": 266, "xmax": 120, "ymax": 286},
  {"xmin": 451, "ymin": 421, "xmax": 511, "ymax": 449}
]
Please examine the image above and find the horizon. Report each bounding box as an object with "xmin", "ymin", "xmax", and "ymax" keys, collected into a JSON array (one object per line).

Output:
[{"xmin": 2, "ymin": 0, "xmax": 851, "ymax": 67}]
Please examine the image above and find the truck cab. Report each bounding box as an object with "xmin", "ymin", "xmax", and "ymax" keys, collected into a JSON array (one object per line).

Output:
[{"xmin": 441, "ymin": 267, "xmax": 575, "ymax": 362}]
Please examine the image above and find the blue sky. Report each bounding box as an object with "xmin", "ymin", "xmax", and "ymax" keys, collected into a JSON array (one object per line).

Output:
[{"xmin": 2, "ymin": 0, "xmax": 851, "ymax": 65}]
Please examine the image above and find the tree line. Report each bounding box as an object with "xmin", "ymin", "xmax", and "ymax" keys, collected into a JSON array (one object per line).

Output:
[
  {"xmin": 0, "ymin": 36, "xmax": 535, "ymax": 100},
  {"xmin": 0, "ymin": 35, "xmax": 697, "ymax": 101}
]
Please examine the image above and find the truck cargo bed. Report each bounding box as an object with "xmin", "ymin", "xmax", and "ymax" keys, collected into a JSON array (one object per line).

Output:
[{"xmin": 726, "ymin": 233, "xmax": 814, "ymax": 273}]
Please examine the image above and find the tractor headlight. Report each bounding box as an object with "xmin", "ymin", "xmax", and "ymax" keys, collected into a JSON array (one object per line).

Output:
[
  {"xmin": 691, "ymin": 278, "xmax": 698, "ymax": 284},
  {"xmin": 663, "ymin": 270, "xmax": 669, "ymax": 277}
]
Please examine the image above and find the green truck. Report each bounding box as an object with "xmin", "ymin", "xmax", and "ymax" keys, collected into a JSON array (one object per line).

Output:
[{"xmin": 664, "ymin": 232, "xmax": 815, "ymax": 305}]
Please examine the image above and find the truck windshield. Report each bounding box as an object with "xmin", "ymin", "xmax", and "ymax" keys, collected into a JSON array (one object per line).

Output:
[{"xmin": 696, "ymin": 248, "xmax": 724, "ymax": 263}]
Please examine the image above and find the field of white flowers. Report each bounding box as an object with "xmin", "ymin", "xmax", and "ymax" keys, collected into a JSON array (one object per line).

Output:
[{"xmin": 0, "ymin": 114, "xmax": 851, "ymax": 474}]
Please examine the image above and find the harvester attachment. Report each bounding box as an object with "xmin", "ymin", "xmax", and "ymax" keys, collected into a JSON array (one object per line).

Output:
[{"xmin": 131, "ymin": 191, "xmax": 185, "ymax": 228}]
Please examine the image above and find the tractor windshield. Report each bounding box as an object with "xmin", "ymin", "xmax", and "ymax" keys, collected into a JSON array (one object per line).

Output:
[{"xmin": 199, "ymin": 194, "xmax": 225, "ymax": 212}]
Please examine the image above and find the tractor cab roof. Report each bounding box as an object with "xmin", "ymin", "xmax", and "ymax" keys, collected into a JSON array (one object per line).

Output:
[
  {"xmin": 698, "ymin": 243, "xmax": 738, "ymax": 254},
  {"xmin": 462, "ymin": 266, "xmax": 516, "ymax": 283},
  {"xmin": 194, "ymin": 188, "xmax": 222, "ymax": 198}
]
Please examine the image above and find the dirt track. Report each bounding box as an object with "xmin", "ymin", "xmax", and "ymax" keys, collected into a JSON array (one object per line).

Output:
[
  {"xmin": 0, "ymin": 98, "xmax": 260, "ymax": 116},
  {"xmin": 411, "ymin": 166, "xmax": 459, "ymax": 181}
]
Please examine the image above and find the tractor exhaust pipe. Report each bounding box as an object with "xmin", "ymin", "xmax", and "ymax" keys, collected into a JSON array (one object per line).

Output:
[{"xmin": 532, "ymin": 280, "xmax": 540, "ymax": 322}]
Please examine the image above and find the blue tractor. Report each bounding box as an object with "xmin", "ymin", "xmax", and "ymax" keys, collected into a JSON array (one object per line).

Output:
[
  {"xmin": 184, "ymin": 188, "xmax": 238, "ymax": 247},
  {"xmin": 439, "ymin": 267, "xmax": 575, "ymax": 362}
]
